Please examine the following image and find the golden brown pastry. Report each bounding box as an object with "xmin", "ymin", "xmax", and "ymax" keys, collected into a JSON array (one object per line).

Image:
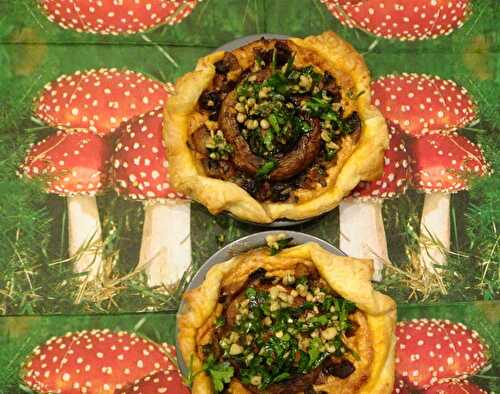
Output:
[
  {"xmin": 178, "ymin": 240, "xmax": 396, "ymax": 393},
  {"xmin": 165, "ymin": 31, "xmax": 388, "ymax": 223}
]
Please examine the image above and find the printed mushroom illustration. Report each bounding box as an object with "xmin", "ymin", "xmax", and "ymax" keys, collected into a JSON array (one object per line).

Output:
[
  {"xmin": 339, "ymin": 124, "xmax": 410, "ymax": 281},
  {"xmin": 423, "ymin": 380, "xmax": 489, "ymax": 394},
  {"xmin": 117, "ymin": 369, "xmax": 190, "ymax": 394},
  {"xmin": 38, "ymin": 0, "xmax": 198, "ymax": 34},
  {"xmin": 371, "ymin": 73, "xmax": 477, "ymax": 138},
  {"xmin": 322, "ymin": 0, "xmax": 471, "ymax": 41},
  {"xmin": 19, "ymin": 130, "xmax": 111, "ymax": 280},
  {"xmin": 371, "ymin": 73, "xmax": 481, "ymax": 270},
  {"xmin": 112, "ymin": 108, "xmax": 190, "ymax": 289},
  {"xmin": 34, "ymin": 68, "xmax": 170, "ymax": 136},
  {"xmin": 22, "ymin": 330, "xmax": 176, "ymax": 393},
  {"xmin": 395, "ymin": 319, "xmax": 489, "ymax": 391},
  {"xmin": 409, "ymin": 133, "xmax": 490, "ymax": 270}
]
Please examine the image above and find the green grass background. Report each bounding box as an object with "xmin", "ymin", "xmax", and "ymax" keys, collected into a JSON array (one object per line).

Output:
[{"xmin": 0, "ymin": 0, "xmax": 498, "ymax": 314}]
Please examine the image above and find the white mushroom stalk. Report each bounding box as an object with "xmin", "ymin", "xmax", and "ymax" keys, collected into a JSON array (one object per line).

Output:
[
  {"xmin": 339, "ymin": 125, "xmax": 410, "ymax": 281},
  {"xmin": 139, "ymin": 199, "xmax": 191, "ymax": 287},
  {"xmin": 112, "ymin": 107, "xmax": 192, "ymax": 289},
  {"xmin": 409, "ymin": 133, "xmax": 490, "ymax": 271},
  {"xmin": 67, "ymin": 195, "xmax": 104, "ymax": 280},
  {"xmin": 19, "ymin": 130, "xmax": 111, "ymax": 282},
  {"xmin": 339, "ymin": 199, "xmax": 389, "ymax": 281},
  {"xmin": 418, "ymin": 192, "xmax": 451, "ymax": 271}
]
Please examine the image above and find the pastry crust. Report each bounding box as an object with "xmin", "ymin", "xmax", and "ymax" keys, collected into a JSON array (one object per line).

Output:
[
  {"xmin": 177, "ymin": 243, "xmax": 396, "ymax": 393},
  {"xmin": 165, "ymin": 31, "xmax": 388, "ymax": 223}
]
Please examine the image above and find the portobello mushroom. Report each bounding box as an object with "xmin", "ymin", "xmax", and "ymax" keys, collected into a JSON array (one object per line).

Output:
[{"xmin": 219, "ymin": 91, "xmax": 322, "ymax": 181}]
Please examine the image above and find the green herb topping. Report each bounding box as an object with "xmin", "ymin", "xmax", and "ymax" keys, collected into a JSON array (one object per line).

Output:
[
  {"xmin": 256, "ymin": 159, "xmax": 278, "ymax": 179},
  {"xmin": 204, "ymin": 273, "xmax": 358, "ymax": 391},
  {"xmin": 205, "ymin": 129, "xmax": 234, "ymax": 160},
  {"xmin": 203, "ymin": 355, "xmax": 234, "ymax": 392},
  {"xmin": 266, "ymin": 233, "xmax": 293, "ymax": 255},
  {"xmin": 234, "ymin": 54, "xmax": 357, "ymax": 161}
]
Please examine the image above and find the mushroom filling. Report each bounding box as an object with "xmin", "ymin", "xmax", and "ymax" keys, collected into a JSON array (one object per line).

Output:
[
  {"xmin": 190, "ymin": 40, "xmax": 361, "ymax": 202},
  {"xmin": 201, "ymin": 265, "xmax": 361, "ymax": 392}
]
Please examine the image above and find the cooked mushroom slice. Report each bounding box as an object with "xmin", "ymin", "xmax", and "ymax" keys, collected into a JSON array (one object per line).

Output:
[{"xmin": 219, "ymin": 91, "xmax": 322, "ymax": 181}]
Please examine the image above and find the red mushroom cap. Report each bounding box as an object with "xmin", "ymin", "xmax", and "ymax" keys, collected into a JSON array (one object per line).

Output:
[
  {"xmin": 321, "ymin": 0, "xmax": 471, "ymax": 41},
  {"xmin": 423, "ymin": 380, "xmax": 488, "ymax": 394},
  {"xmin": 394, "ymin": 379, "xmax": 488, "ymax": 394},
  {"xmin": 34, "ymin": 69, "xmax": 170, "ymax": 136},
  {"xmin": 409, "ymin": 133, "xmax": 490, "ymax": 193},
  {"xmin": 395, "ymin": 319, "xmax": 489, "ymax": 390},
  {"xmin": 371, "ymin": 74, "xmax": 477, "ymax": 137},
  {"xmin": 116, "ymin": 369, "xmax": 189, "ymax": 394},
  {"xmin": 116, "ymin": 343, "xmax": 188, "ymax": 393},
  {"xmin": 38, "ymin": 0, "xmax": 198, "ymax": 35},
  {"xmin": 19, "ymin": 129, "xmax": 111, "ymax": 196},
  {"xmin": 22, "ymin": 330, "xmax": 177, "ymax": 394},
  {"xmin": 321, "ymin": 1, "xmax": 364, "ymax": 29},
  {"xmin": 351, "ymin": 123, "xmax": 410, "ymax": 199},
  {"xmin": 112, "ymin": 107, "xmax": 186, "ymax": 201}
]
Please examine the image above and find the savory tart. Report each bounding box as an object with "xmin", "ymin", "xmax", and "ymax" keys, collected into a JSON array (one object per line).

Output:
[
  {"xmin": 178, "ymin": 238, "xmax": 396, "ymax": 393},
  {"xmin": 165, "ymin": 31, "xmax": 388, "ymax": 223}
]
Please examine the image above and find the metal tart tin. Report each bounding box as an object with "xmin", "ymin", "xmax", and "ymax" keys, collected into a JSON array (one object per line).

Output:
[
  {"xmin": 226, "ymin": 213, "xmax": 315, "ymax": 228},
  {"xmin": 175, "ymin": 230, "xmax": 346, "ymax": 378}
]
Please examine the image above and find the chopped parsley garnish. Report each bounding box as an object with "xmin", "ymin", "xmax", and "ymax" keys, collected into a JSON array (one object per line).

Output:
[
  {"xmin": 269, "ymin": 237, "xmax": 293, "ymax": 255},
  {"xmin": 206, "ymin": 272, "xmax": 358, "ymax": 390},
  {"xmin": 256, "ymin": 159, "xmax": 278, "ymax": 179},
  {"xmin": 233, "ymin": 53, "xmax": 355, "ymax": 160},
  {"xmin": 214, "ymin": 316, "xmax": 226, "ymax": 328},
  {"xmin": 202, "ymin": 355, "xmax": 234, "ymax": 392},
  {"xmin": 205, "ymin": 129, "xmax": 234, "ymax": 160}
]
